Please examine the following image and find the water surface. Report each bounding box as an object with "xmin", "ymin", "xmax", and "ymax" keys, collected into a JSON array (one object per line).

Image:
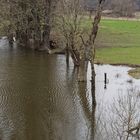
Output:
[{"xmin": 0, "ymin": 39, "xmax": 139, "ymax": 140}]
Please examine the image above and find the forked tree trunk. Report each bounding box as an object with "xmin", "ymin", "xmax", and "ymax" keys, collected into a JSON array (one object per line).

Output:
[
  {"xmin": 70, "ymin": 49, "xmax": 80, "ymax": 66},
  {"xmin": 78, "ymin": 0, "xmax": 104, "ymax": 82}
]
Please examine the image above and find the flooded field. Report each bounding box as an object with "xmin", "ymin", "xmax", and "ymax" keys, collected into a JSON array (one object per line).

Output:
[{"xmin": 0, "ymin": 39, "xmax": 139, "ymax": 140}]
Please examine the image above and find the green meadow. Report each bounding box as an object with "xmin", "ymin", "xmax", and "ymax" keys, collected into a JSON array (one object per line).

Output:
[{"xmin": 89, "ymin": 19, "xmax": 140, "ymax": 65}]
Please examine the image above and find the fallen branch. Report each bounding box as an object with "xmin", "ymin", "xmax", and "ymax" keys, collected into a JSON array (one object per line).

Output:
[{"xmin": 127, "ymin": 123, "xmax": 140, "ymax": 138}]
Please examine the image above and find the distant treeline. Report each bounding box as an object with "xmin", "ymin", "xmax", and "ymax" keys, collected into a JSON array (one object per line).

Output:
[{"xmin": 85, "ymin": 0, "xmax": 140, "ymax": 17}]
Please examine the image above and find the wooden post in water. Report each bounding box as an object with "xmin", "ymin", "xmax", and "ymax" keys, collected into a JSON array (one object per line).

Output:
[
  {"xmin": 104, "ymin": 73, "xmax": 107, "ymax": 89},
  {"xmin": 104, "ymin": 73, "xmax": 107, "ymax": 84}
]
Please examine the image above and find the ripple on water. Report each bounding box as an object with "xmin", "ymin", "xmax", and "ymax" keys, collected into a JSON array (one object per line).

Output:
[
  {"xmin": 0, "ymin": 41, "xmax": 139, "ymax": 140},
  {"xmin": 0, "ymin": 84, "xmax": 26, "ymax": 139}
]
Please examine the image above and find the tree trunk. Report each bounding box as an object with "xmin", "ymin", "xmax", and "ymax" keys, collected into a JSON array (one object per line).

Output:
[
  {"xmin": 90, "ymin": 61, "xmax": 96, "ymax": 140},
  {"xmin": 66, "ymin": 44, "xmax": 70, "ymax": 66},
  {"xmin": 8, "ymin": 33, "xmax": 14, "ymax": 47},
  {"xmin": 77, "ymin": 0, "xmax": 104, "ymax": 82},
  {"xmin": 43, "ymin": 0, "xmax": 53, "ymax": 49},
  {"xmin": 70, "ymin": 49, "xmax": 80, "ymax": 66},
  {"xmin": 43, "ymin": 24, "xmax": 51, "ymax": 49},
  {"xmin": 78, "ymin": 59, "xmax": 88, "ymax": 82}
]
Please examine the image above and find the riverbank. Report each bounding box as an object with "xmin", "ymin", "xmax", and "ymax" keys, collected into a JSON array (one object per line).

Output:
[
  {"xmin": 95, "ymin": 47, "xmax": 140, "ymax": 66},
  {"xmin": 0, "ymin": 44, "xmax": 140, "ymax": 139},
  {"xmin": 93, "ymin": 19, "xmax": 140, "ymax": 79},
  {"xmin": 82, "ymin": 19, "xmax": 140, "ymax": 65},
  {"xmin": 92, "ymin": 19, "xmax": 140, "ymax": 66},
  {"xmin": 1, "ymin": 18, "xmax": 140, "ymax": 67}
]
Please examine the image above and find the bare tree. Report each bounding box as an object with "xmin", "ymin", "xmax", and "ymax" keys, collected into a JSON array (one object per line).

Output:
[
  {"xmin": 77, "ymin": 0, "xmax": 105, "ymax": 82},
  {"xmin": 56, "ymin": 0, "xmax": 105, "ymax": 81},
  {"xmin": 106, "ymin": 89, "xmax": 140, "ymax": 140},
  {"xmin": 56, "ymin": 0, "xmax": 86, "ymax": 66},
  {"xmin": 0, "ymin": 0, "xmax": 59, "ymax": 49}
]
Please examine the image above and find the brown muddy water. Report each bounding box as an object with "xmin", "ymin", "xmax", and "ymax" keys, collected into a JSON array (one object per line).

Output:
[{"xmin": 0, "ymin": 39, "xmax": 140, "ymax": 140}]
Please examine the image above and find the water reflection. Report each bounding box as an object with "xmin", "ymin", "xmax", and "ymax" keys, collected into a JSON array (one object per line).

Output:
[
  {"xmin": 0, "ymin": 40, "xmax": 92, "ymax": 140},
  {"xmin": 0, "ymin": 39, "xmax": 140, "ymax": 140}
]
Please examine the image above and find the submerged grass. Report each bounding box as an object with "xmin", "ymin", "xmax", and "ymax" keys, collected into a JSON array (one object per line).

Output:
[
  {"xmin": 128, "ymin": 68, "xmax": 140, "ymax": 79},
  {"xmin": 81, "ymin": 18, "xmax": 140, "ymax": 79}
]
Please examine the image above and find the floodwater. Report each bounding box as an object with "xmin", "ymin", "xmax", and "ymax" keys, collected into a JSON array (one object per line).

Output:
[{"xmin": 0, "ymin": 39, "xmax": 139, "ymax": 140}]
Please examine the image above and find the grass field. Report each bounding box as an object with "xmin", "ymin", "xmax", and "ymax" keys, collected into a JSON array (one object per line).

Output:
[
  {"xmin": 87, "ymin": 19, "xmax": 140, "ymax": 65},
  {"xmin": 96, "ymin": 47, "xmax": 140, "ymax": 65}
]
